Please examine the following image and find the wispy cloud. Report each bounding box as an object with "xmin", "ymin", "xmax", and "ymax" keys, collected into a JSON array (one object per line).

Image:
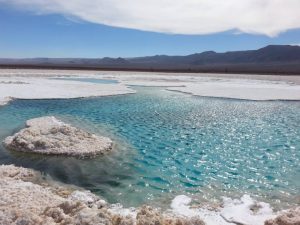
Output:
[{"xmin": 1, "ymin": 0, "xmax": 300, "ymax": 36}]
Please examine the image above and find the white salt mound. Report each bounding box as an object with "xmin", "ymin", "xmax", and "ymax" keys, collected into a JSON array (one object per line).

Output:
[
  {"xmin": 0, "ymin": 164, "xmax": 122, "ymax": 225},
  {"xmin": 3, "ymin": 116, "xmax": 113, "ymax": 157},
  {"xmin": 0, "ymin": 164, "xmax": 206, "ymax": 225}
]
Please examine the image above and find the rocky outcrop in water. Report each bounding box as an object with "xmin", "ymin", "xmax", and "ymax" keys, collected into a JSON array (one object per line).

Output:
[
  {"xmin": 264, "ymin": 207, "xmax": 300, "ymax": 225},
  {"xmin": 0, "ymin": 164, "xmax": 206, "ymax": 225},
  {"xmin": 3, "ymin": 116, "xmax": 113, "ymax": 157}
]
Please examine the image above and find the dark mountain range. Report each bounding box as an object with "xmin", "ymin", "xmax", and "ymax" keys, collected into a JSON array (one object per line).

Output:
[{"xmin": 1, "ymin": 45, "xmax": 300, "ymax": 74}]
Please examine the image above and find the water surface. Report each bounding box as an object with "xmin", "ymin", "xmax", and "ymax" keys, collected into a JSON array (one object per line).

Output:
[
  {"xmin": 52, "ymin": 77, "xmax": 119, "ymax": 84},
  {"xmin": 0, "ymin": 87, "xmax": 299, "ymax": 208}
]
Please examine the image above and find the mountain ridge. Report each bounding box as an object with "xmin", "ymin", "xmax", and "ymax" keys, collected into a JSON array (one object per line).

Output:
[{"xmin": 1, "ymin": 45, "xmax": 300, "ymax": 75}]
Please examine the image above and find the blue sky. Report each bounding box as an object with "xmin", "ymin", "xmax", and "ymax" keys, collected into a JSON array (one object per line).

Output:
[{"xmin": 1, "ymin": 3, "xmax": 300, "ymax": 58}]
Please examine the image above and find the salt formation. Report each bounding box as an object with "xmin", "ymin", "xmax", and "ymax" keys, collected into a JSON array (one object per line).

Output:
[
  {"xmin": 265, "ymin": 207, "xmax": 300, "ymax": 225},
  {"xmin": 0, "ymin": 164, "xmax": 298, "ymax": 225},
  {"xmin": 220, "ymin": 195, "xmax": 276, "ymax": 225},
  {"xmin": 3, "ymin": 116, "xmax": 113, "ymax": 157},
  {"xmin": 0, "ymin": 164, "xmax": 206, "ymax": 225},
  {"xmin": 0, "ymin": 72, "xmax": 136, "ymax": 106},
  {"xmin": 136, "ymin": 205, "xmax": 205, "ymax": 225},
  {"xmin": 170, "ymin": 194, "xmax": 282, "ymax": 225}
]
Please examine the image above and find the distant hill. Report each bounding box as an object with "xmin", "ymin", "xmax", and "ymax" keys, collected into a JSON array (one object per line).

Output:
[{"xmin": 1, "ymin": 45, "xmax": 300, "ymax": 74}]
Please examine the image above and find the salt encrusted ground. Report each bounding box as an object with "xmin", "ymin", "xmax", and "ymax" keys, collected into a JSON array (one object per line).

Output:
[
  {"xmin": 166, "ymin": 79, "xmax": 300, "ymax": 101},
  {"xmin": 0, "ymin": 69, "xmax": 299, "ymax": 104},
  {"xmin": 0, "ymin": 71, "xmax": 136, "ymax": 106},
  {"xmin": 0, "ymin": 164, "xmax": 299, "ymax": 225},
  {"xmin": 265, "ymin": 207, "xmax": 300, "ymax": 225},
  {"xmin": 0, "ymin": 164, "xmax": 205, "ymax": 225},
  {"xmin": 3, "ymin": 116, "xmax": 113, "ymax": 157}
]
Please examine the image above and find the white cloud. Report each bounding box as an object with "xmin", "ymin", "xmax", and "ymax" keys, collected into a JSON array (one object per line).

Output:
[{"xmin": 1, "ymin": 0, "xmax": 300, "ymax": 36}]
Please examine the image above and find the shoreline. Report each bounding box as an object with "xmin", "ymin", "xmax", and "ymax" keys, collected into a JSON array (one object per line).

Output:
[
  {"xmin": 0, "ymin": 72, "xmax": 136, "ymax": 106},
  {"xmin": 0, "ymin": 91, "xmax": 136, "ymax": 106},
  {"xmin": 167, "ymin": 89, "xmax": 300, "ymax": 102},
  {"xmin": 0, "ymin": 69, "xmax": 300, "ymax": 105},
  {"xmin": 166, "ymin": 85, "xmax": 300, "ymax": 101},
  {"xmin": 0, "ymin": 164, "xmax": 285, "ymax": 225},
  {"xmin": 1, "ymin": 163, "xmax": 299, "ymax": 225}
]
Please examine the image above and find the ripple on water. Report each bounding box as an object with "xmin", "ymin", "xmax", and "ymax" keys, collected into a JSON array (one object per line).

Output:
[{"xmin": 0, "ymin": 87, "xmax": 299, "ymax": 209}]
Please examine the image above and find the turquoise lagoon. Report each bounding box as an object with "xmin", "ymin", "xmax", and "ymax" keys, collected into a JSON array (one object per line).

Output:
[
  {"xmin": 52, "ymin": 77, "xmax": 119, "ymax": 84},
  {"xmin": 0, "ymin": 86, "xmax": 299, "ymax": 209}
]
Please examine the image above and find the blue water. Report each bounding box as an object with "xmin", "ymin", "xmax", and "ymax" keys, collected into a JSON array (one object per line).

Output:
[
  {"xmin": 52, "ymin": 77, "xmax": 119, "ymax": 84},
  {"xmin": 0, "ymin": 87, "xmax": 299, "ymax": 208}
]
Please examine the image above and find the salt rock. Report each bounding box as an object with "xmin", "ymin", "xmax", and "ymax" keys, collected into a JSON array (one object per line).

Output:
[
  {"xmin": 136, "ymin": 205, "xmax": 205, "ymax": 225},
  {"xmin": 265, "ymin": 207, "xmax": 300, "ymax": 225},
  {"xmin": 0, "ymin": 165, "xmax": 207, "ymax": 225},
  {"xmin": 3, "ymin": 116, "xmax": 113, "ymax": 157}
]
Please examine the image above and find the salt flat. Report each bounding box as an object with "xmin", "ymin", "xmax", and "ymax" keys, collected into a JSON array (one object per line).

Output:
[
  {"xmin": 113, "ymin": 72, "xmax": 300, "ymax": 100},
  {"xmin": 0, "ymin": 70, "xmax": 135, "ymax": 106},
  {"xmin": 167, "ymin": 79, "xmax": 300, "ymax": 101},
  {"xmin": 0, "ymin": 69, "xmax": 300, "ymax": 105}
]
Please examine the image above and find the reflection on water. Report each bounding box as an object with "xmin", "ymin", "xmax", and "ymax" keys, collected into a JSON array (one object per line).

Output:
[{"xmin": 0, "ymin": 87, "xmax": 299, "ymax": 208}]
